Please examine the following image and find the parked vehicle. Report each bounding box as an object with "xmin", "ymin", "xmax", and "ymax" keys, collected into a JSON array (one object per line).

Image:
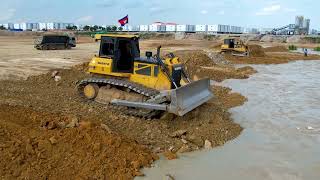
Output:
[{"xmin": 34, "ymin": 35, "xmax": 76, "ymax": 50}]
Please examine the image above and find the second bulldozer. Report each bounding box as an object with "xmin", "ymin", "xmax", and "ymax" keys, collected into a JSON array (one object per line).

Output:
[
  {"xmin": 77, "ymin": 34, "xmax": 213, "ymax": 117},
  {"xmin": 220, "ymin": 37, "xmax": 249, "ymax": 57}
]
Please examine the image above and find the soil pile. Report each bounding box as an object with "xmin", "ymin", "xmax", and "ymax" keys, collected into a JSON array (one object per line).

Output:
[
  {"xmin": 0, "ymin": 61, "xmax": 245, "ymax": 156},
  {"xmin": 225, "ymin": 52, "xmax": 320, "ymax": 64},
  {"xmin": 248, "ymin": 45, "xmax": 266, "ymax": 57},
  {"xmin": 0, "ymin": 105, "xmax": 157, "ymax": 179},
  {"xmin": 175, "ymin": 51, "xmax": 257, "ymax": 82},
  {"xmin": 264, "ymin": 46, "xmax": 288, "ymax": 52}
]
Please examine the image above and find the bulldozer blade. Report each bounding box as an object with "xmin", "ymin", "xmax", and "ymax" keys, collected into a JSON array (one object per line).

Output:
[{"xmin": 168, "ymin": 78, "xmax": 213, "ymax": 116}]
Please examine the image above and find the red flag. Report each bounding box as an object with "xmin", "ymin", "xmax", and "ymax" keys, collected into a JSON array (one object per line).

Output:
[{"xmin": 118, "ymin": 15, "xmax": 129, "ymax": 26}]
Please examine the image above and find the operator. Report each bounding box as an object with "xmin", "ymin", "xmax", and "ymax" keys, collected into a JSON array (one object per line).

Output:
[{"xmin": 304, "ymin": 48, "xmax": 308, "ymax": 57}]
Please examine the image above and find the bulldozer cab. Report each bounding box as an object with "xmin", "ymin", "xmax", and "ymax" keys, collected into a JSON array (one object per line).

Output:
[
  {"xmin": 224, "ymin": 38, "xmax": 235, "ymax": 48},
  {"xmin": 99, "ymin": 35, "xmax": 140, "ymax": 73}
]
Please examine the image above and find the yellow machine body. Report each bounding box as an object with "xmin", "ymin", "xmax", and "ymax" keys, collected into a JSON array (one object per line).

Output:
[
  {"xmin": 221, "ymin": 37, "xmax": 248, "ymax": 55},
  {"xmin": 88, "ymin": 34, "xmax": 186, "ymax": 91},
  {"xmin": 78, "ymin": 34, "xmax": 213, "ymax": 117}
]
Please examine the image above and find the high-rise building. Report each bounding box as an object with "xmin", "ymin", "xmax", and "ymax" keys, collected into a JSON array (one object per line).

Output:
[{"xmin": 295, "ymin": 16, "xmax": 304, "ymax": 28}]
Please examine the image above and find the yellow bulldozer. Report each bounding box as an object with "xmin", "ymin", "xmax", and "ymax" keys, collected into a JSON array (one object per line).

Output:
[
  {"xmin": 220, "ymin": 37, "xmax": 249, "ymax": 57},
  {"xmin": 77, "ymin": 34, "xmax": 213, "ymax": 118}
]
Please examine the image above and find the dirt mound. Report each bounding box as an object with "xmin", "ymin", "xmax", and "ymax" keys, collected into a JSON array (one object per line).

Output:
[
  {"xmin": 0, "ymin": 61, "xmax": 245, "ymax": 157},
  {"xmin": 248, "ymin": 45, "xmax": 266, "ymax": 57},
  {"xmin": 175, "ymin": 51, "xmax": 256, "ymax": 82},
  {"xmin": 0, "ymin": 105, "xmax": 157, "ymax": 179},
  {"xmin": 264, "ymin": 46, "xmax": 288, "ymax": 52}
]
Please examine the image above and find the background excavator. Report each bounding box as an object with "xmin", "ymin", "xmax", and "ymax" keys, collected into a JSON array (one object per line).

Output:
[
  {"xmin": 220, "ymin": 36, "xmax": 249, "ymax": 57},
  {"xmin": 77, "ymin": 34, "xmax": 213, "ymax": 118}
]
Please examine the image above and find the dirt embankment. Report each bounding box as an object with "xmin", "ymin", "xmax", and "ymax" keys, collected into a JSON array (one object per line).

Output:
[
  {"xmin": 225, "ymin": 44, "xmax": 320, "ymax": 64},
  {"xmin": 0, "ymin": 52, "xmax": 251, "ymax": 179},
  {"xmin": 263, "ymin": 46, "xmax": 288, "ymax": 52},
  {"xmin": 175, "ymin": 51, "xmax": 257, "ymax": 82}
]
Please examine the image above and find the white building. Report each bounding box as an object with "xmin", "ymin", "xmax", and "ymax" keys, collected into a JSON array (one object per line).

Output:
[
  {"xmin": 176, "ymin": 25, "xmax": 195, "ymax": 32},
  {"xmin": 47, "ymin": 23, "xmax": 59, "ymax": 30},
  {"xmin": 149, "ymin": 24, "xmax": 160, "ymax": 32},
  {"xmin": 176, "ymin": 25, "xmax": 186, "ymax": 32},
  {"xmin": 39, "ymin": 23, "xmax": 47, "ymax": 30},
  {"xmin": 14, "ymin": 23, "xmax": 20, "ymax": 29},
  {"xmin": 207, "ymin": 25, "xmax": 218, "ymax": 33},
  {"xmin": 5, "ymin": 23, "xmax": 14, "ymax": 29},
  {"xmin": 218, "ymin": 25, "xmax": 230, "ymax": 33},
  {"xmin": 195, "ymin": 25, "xmax": 207, "ymax": 32},
  {"xmin": 230, "ymin": 26, "xmax": 242, "ymax": 34},
  {"xmin": 122, "ymin": 25, "xmax": 139, "ymax": 31},
  {"xmin": 139, "ymin": 25, "xmax": 148, "ymax": 32},
  {"xmin": 165, "ymin": 25, "xmax": 176, "ymax": 32}
]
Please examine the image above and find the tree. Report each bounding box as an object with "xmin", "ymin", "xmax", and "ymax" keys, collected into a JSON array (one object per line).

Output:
[
  {"xmin": 118, "ymin": 26, "xmax": 123, "ymax": 31},
  {"xmin": 0, "ymin": 25, "xmax": 6, "ymax": 30},
  {"xmin": 66, "ymin": 26, "xmax": 73, "ymax": 30},
  {"xmin": 72, "ymin": 26, "xmax": 78, "ymax": 30},
  {"xmin": 111, "ymin": 26, "xmax": 117, "ymax": 32},
  {"xmin": 83, "ymin": 25, "xmax": 90, "ymax": 31},
  {"xmin": 106, "ymin": 26, "xmax": 112, "ymax": 32}
]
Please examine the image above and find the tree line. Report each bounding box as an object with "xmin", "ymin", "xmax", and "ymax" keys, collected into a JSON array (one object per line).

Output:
[
  {"xmin": 66, "ymin": 25, "xmax": 123, "ymax": 32},
  {"xmin": 0, "ymin": 25, "xmax": 124, "ymax": 32}
]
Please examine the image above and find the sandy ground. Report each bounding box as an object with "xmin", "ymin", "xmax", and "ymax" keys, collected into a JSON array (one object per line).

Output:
[{"xmin": 0, "ymin": 36, "xmax": 97, "ymax": 80}]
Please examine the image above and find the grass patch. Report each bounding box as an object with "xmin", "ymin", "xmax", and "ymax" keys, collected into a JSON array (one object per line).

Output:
[
  {"xmin": 314, "ymin": 47, "xmax": 320, "ymax": 51},
  {"xmin": 288, "ymin": 45, "xmax": 298, "ymax": 51}
]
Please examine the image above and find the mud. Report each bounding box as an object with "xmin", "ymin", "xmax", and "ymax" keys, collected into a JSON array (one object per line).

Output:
[
  {"xmin": 175, "ymin": 51, "xmax": 257, "ymax": 82},
  {"xmin": 225, "ymin": 46, "xmax": 320, "ymax": 64}
]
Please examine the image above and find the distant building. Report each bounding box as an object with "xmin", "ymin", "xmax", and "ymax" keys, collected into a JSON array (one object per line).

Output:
[
  {"xmin": 39, "ymin": 23, "xmax": 47, "ymax": 30},
  {"xmin": 295, "ymin": 16, "xmax": 304, "ymax": 28},
  {"xmin": 139, "ymin": 25, "xmax": 149, "ymax": 32},
  {"xmin": 195, "ymin": 25, "xmax": 207, "ymax": 32}
]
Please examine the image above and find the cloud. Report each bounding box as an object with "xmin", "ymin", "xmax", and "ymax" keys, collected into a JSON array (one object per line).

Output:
[
  {"xmin": 256, "ymin": 4, "xmax": 281, "ymax": 16},
  {"xmin": 76, "ymin": 16, "xmax": 93, "ymax": 22},
  {"xmin": 0, "ymin": 8, "xmax": 16, "ymax": 21},
  {"xmin": 200, "ymin": 10, "xmax": 208, "ymax": 15}
]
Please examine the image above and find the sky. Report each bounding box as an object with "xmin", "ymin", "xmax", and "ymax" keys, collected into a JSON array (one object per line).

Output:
[{"xmin": 0, "ymin": 0, "xmax": 318, "ymax": 29}]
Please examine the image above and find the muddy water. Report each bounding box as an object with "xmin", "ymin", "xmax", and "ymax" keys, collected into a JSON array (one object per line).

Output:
[{"xmin": 137, "ymin": 60, "xmax": 320, "ymax": 180}]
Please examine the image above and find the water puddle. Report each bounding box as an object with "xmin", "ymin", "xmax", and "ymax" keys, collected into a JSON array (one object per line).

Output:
[{"xmin": 137, "ymin": 60, "xmax": 320, "ymax": 180}]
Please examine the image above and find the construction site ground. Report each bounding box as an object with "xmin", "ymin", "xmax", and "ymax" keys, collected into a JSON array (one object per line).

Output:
[{"xmin": 0, "ymin": 34, "xmax": 319, "ymax": 179}]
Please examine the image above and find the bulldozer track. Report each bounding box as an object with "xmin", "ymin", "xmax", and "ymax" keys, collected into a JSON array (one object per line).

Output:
[{"xmin": 77, "ymin": 78, "xmax": 162, "ymax": 118}]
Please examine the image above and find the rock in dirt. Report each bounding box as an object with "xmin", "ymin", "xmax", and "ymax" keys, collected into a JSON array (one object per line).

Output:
[
  {"xmin": 79, "ymin": 121, "xmax": 92, "ymax": 129},
  {"xmin": 177, "ymin": 144, "xmax": 192, "ymax": 154},
  {"xmin": 101, "ymin": 123, "xmax": 112, "ymax": 133},
  {"xmin": 163, "ymin": 151, "xmax": 177, "ymax": 160},
  {"xmin": 204, "ymin": 140, "xmax": 212, "ymax": 149},
  {"xmin": 49, "ymin": 136, "xmax": 58, "ymax": 145},
  {"xmin": 181, "ymin": 138, "xmax": 188, "ymax": 144},
  {"xmin": 170, "ymin": 130, "xmax": 187, "ymax": 138},
  {"xmin": 165, "ymin": 174, "xmax": 175, "ymax": 180},
  {"xmin": 54, "ymin": 76, "xmax": 61, "ymax": 82},
  {"xmin": 51, "ymin": 71, "xmax": 59, "ymax": 78},
  {"xmin": 66, "ymin": 116, "xmax": 79, "ymax": 128},
  {"xmin": 25, "ymin": 143, "xmax": 34, "ymax": 154},
  {"xmin": 185, "ymin": 135, "xmax": 203, "ymax": 147}
]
